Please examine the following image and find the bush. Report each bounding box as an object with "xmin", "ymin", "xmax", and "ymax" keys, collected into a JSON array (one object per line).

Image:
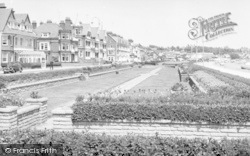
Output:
[
  {"xmin": 0, "ymin": 65, "xmax": 127, "ymax": 86},
  {"xmin": 0, "ymin": 82, "xmax": 6, "ymax": 89},
  {"xmin": 1, "ymin": 130, "xmax": 250, "ymax": 155},
  {"xmin": 72, "ymin": 100, "xmax": 250, "ymax": 124},
  {"xmin": 21, "ymin": 63, "xmax": 41, "ymax": 69},
  {"xmin": 30, "ymin": 91, "xmax": 41, "ymax": 99},
  {"xmin": 171, "ymin": 82, "xmax": 188, "ymax": 91},
  {"xmin": 46, "ymin": 62, "xmax": 62, "ymax": 67},
  {"xmin": 0, "ymin": 93, "xmax": 24, "ymax": 108},
  {"xmin": 230, "ymin": 53, "xmax": 241, "ymax": 60}
]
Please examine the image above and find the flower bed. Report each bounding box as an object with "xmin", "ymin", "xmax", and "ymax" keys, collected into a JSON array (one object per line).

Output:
[
  {"xmin": 0, "ymin": 130, "xmax": 250, "ymax": 155},
  {"xmin": 193, "ymin": 70, "xmax": 228, "ymax": 89},
  {"xmin": 189, "ymin": 64, "xmax": 250, "ymax": 98}
]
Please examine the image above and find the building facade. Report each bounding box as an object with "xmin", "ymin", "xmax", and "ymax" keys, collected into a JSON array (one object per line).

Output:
[
  {"xmin": 59, "ymin": 18, "xmax": 78, "ymax": 63},
  {"xmin": 0, "ymin": 4, "xmax": 45, "ymax": 67},
  {"xmin": 34, "ymin": 20, "xmax": 62, "ymax": 63},
  {"xmin": 107, "ymin": 33, "xmax": 131, "ymax": 63}
]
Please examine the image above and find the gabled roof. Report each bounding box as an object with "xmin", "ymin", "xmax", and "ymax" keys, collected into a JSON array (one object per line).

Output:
[
  {"xmin": 99, "ymin": 30, "xmax": 106, "ymax": 40},
  {"xmin": 4, "ymin": 26, "xmax": 37, "ymax": 37},
  {"xmin": 81, "ymin": 23, "xmax": 91, "ymax": 36},
  {"xmin": 34, "ymin": 23, "xmax": 62, "ymax": 38},
  {"xmin": 91, "ymin": 27, "xmax": 99, "ymax": 38},
  {"xmin": 0, "ymin": 8, "xmax": 12, "ymax": 31},
  {"xmin": 15, "ymin": 14, "xmax": 29, "ymax": 23}
]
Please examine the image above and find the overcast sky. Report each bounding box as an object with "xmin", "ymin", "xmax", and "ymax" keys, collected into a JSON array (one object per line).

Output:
[{"xmin": 2, "ymin": 0, "xmax": 250, "ymax": 49}]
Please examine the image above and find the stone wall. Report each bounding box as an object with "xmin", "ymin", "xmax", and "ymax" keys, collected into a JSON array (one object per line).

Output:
[
  {"xmin": 52, "ymin": 106, "xmax": 250, "ymax": 140},
  {"xmin": 0, "ymin": 98, "xmax": 48, "ymax": 131}
]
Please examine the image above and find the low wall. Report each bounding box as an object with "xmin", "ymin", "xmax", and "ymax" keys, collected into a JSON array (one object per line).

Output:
[
  {"xmin": 52, "ymin": 106, "xmax": 250, "ymax": 139},
  {"xmin": 0, "ymin": 98, "xmax": 48, "ymax": 131},
  {"xmin": 189, "ymin": 76, "xmax": 207, "ymax": 93},
  {"xmin": 3, "ymin": 67, "xmax": 132, "ymax": 93}
]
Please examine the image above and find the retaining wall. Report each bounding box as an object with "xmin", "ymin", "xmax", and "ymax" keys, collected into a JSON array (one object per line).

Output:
[
  {"xmin": 52, "ymin": 106, "xmax": 250, "ymax": 139},
  {"xmin": 0, "ymin": 98, "xmax": 48, "ymax": 131}
]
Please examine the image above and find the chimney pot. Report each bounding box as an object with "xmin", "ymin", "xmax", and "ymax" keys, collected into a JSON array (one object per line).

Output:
[{"xmin": 32, "ymin": 21, "xmax": 37, "ymax": 29}]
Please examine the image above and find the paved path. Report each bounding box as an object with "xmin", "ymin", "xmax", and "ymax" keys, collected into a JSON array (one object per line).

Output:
[
  {"xmin": 197, "ymin": 62, "xmax": 250, "ymax": 79},
  {"xmin": 20, "ymin": 66, "xmax": 157, "ymax": 116}
]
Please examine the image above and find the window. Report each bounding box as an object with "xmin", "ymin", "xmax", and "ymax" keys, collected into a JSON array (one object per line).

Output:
[
  {"xmin": 95, "ymin": 53, "xmax": 99, "ymax": 58},
  {"xmin": 44, "ymin": 43, "xmax": 48, "ymax": 50},
  {"xmin": 62, "ymin": 54, "xmax": 69, "ymax": 61},
  {"xmin": 75, "ymin": 29, "xmax": 80, "ymax": 35},
  {"xmin": 78, "ymin": 39, "xmax": 83, "ymax": 46},
  {"xmin": 86, "ymin": 51, "xmax": 90, "ymax": 57},
  {"xmin": 62, "ymin": 44, "xmax": 69, "ymax": 50},
  {"xmin": 86, "ymin": 41, "xmax": 90, "ymax": 46},
  {"xmin": 2, "ymin": 36, "xmax": 8, "ymax": 46},
  {"xmin": 20, "ymin": 38, "xmax": 23, "ymax": 46},
  {"xmin": 62, "ymin": 33, "xmax": 69, "ymax": 39},
  {"xmin": 40, "ymin": 43, "xmax": 44, "ymax": 50},
  {"xmin": 79, "ymin": 51, "xmax": 83, "ymax": 57},
  {"xmin": 2, "ymin": 53, "xmax": 7, "ymax": 62},
  {"xmin": 15, "ymin": 37, "xmax": 18, "ymax": 45},
  {"xmin": 95, "ymin": 43, "xmax": 98, "ymax": 48},
  {"xmin": 30, "ymin": 39, "xmax": 33, "ymax": 47},
  {"xmin": 42, "ymin": 33, "xmax": 50, "ymax": 38}
]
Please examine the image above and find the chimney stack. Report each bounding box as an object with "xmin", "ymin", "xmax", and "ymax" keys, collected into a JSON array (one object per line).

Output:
[
  {"xmin": 0, "ymin": 3, "xmax": 6, "ymax": 9},
  {"xmin": 65, "ymin": 17, "xmax": 72, "ymax": 28},
  {"xmin": 59, "ymin": 20, "xmax": 65, "ymax": 29},
  {"xmin": 32, "ymin": 21, "xmax": 37, "ymax": 29},
  {"xmin": 47, "ymin": 20, "xmax": 52, "ymax": 23}
]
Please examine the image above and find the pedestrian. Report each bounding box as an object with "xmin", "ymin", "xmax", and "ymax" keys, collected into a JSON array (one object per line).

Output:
[{"xmin": 50, "ymin": 60, "xmax": 54, "ymax": 70}]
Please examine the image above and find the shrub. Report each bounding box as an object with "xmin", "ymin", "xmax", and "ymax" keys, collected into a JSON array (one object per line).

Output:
[
  {"xmin": 75, "ymin": 95, "xmax": 85, "ymax": 102},
  {"xmin": 0, "ymin": 82, "xmax": 6, "ymax": 89},
  {"xmin": 0, "ymin": 93, "xmax": 24, "ymax": 108},
  {"xmin": 46, "ymin": 62, "xmax": 62, "ymax": 67},
  {"xmin": 171, "ymin": 82, "xmax": 188, "ymax": 91},
  {"xmin": 30, "ymin": 91, "xmax": 41, "ymax": 99},
  {"xmin": 72, "ymin": 100, "xmax": 250, "ymax": 124},
  {"xmin": 230, "ymin": 53, "xmax": 241, "ymax": 60},
  {"xmin": 0, "ymin": 65, "xmax": 128, "ymax": 86},
  {"xmin": 1, "ymin": 130, "xmax": 250, "ymax": 155}
]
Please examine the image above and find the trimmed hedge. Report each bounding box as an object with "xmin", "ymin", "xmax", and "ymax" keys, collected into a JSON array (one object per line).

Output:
[
  {"xmin": 72, "ymin": 101, "xmax": 250, "ymax": 124},
  {"xmin": 0, "ymin": 64, "xmax": 129, "ymax": 86},
  {"xmin": 0, "ymin": 130, "xmax": 250, "ymax": 155}
]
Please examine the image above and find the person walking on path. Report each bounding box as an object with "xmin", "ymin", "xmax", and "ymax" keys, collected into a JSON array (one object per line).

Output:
[{"xmin": 50, "ymin": 60, "xmax": 54, "ymax": 70}]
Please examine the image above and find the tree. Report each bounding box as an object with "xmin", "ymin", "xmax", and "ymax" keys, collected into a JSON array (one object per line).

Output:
[{"xmin": 230, "ymin": 53, "xmax": 240, "ymax": 60}]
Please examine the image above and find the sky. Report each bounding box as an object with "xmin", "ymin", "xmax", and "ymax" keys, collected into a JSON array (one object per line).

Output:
[{"xmin": 1, "ymin": 0, "xmax": 250, "ymax": 49}]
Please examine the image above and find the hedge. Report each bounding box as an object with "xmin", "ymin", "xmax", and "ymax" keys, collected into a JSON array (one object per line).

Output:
[
  {"xmin": 0, "ymin": 130, "xmax": 250, "ymax": 155},
  {"xmin": 72, "ymin": 101, "xmax": 250, "ymax": 124},
  {"xmin": 0, "ymin": 64, "xmax": 129, "ymax": 86}
]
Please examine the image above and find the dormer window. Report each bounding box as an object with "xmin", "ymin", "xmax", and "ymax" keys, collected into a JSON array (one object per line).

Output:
[
  {"xmin": 75, "ymin": 29, "xmax": 81, "ymax": 35},
  {"xmin": 61, "ymin": 33, "xmax": 69, "ymax": 39},
  {"xmin": 42, "ymin": 33, "xmax": 50, "ymax": 38}
]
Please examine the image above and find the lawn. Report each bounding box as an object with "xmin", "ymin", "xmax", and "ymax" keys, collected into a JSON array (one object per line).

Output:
[
  {"xmin": 20, "ymin": 66, "xmax": 157, "ymax": 116},
  {"xmin": 123, "ymin": 66, "xmax": 184, "ymax": 97}
]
